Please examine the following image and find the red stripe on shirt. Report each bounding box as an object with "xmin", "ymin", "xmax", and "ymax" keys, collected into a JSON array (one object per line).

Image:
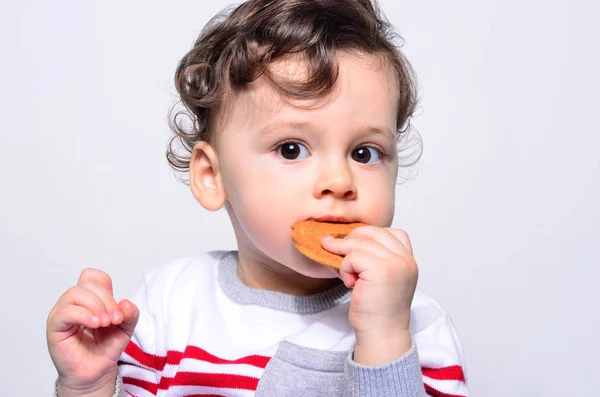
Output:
[
  {"xmin": 124, "ymin": 342, "xmax": 169, "ymax": 371},
  {"xmin": 123, "ymin": 341, "xmax": 270, "ymax": 371},
  {"xmin": 166, "ymin": 372, "xmax": 259, "ymax": 390},
  {"xmin": 185, "ymin": 395, "xmax": 227, "ymax": 397},
  {"xmin": 122, "ymin": 376, "xmax": 158, "ymax": 395},
  {"xmin": 424, "ymin": 383, "xmax": 466, "ymax": 397},
  {"xmin": 422, "ymin": 365, "xmax": 466, "ymax": 382},
  {"xmin": 182, "ymin": 345, "xmax": 270, "ymax": 368},
  {"xmin": 123, "ymin": 372, "xmax": 260, "ymax": 392}
]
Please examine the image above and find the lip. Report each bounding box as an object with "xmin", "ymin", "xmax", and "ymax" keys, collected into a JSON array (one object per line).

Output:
[{"xmin": 308, "ymin": 215, "xmax": 352, "ymax": 223}]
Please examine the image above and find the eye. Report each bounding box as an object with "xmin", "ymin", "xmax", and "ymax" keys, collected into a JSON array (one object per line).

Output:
[
  {"xmin": 351, "ymin": 146, "xmax": 381, "ymax": 164},
  {"xmin": 277, "ymin": 141, "xmax": 309, "ymax": 160}
]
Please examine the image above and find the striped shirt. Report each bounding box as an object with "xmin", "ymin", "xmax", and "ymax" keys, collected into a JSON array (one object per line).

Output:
[{"xmin": 117, "ymin": 251, "xmax": 469, "ymax": 396}]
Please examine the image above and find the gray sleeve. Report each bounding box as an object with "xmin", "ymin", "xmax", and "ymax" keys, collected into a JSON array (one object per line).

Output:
[
  {"xmin": 53, "ymin": 373, "xmax": 122, "ymax": 397},
  {"xmin": 343, "ymin": 341, "xmax": 426, "ymax": 397}
]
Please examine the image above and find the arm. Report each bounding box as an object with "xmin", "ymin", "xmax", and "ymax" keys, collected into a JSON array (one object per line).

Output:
[
  {"xmin": 322, "ymin": 227, "xmax": 427, "ymax": 396},
  {"xmin": 415, "ymin": 312, "xmax": 469, "ymax": 397},
  {"xmin": 342, "ymin": 312, "xmax": 469, "ymax": 397},
  {"xmin": 322, "ymin": 228, "xmax": 468, "ymax": 397},
  {"xmin": 343, "ymin": 339, "xmax": 426, "ymax": 397},
  {"xmin": 53, "ymin": 376, "xmax": 122, "ymax": 397}
]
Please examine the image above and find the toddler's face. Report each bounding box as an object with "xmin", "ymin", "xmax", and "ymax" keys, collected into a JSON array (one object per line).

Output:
[{"xmin": 216, "ymin": 53, "xmax": 399, "ymax": 279}]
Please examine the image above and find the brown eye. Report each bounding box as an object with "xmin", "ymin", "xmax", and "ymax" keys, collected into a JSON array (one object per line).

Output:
[
  {"xmin": 351, "ymin": 146, "xmax": 380, "ymax": 164},
  {"xmin": 277, "ymin": 142, "xmax": 309, "ymax": 160}
]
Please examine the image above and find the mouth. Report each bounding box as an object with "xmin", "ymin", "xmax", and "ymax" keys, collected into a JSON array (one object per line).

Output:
[{"xmin": 308, "ymin": 215, "xmax": 352, "ymax": 223}]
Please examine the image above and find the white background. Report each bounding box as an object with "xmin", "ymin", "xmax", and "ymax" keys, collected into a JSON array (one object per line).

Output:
[{"xmin": 1, "ymin": 0, "xmax": 598, "ymax": 395}]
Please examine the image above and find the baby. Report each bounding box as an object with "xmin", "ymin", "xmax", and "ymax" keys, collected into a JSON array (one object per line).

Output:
[{"xmin": 47, "ymin": 0, "xmax": 468, "ymax": 396}]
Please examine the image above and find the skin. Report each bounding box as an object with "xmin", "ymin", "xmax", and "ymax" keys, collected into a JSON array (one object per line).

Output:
[
  {"xmin": 45, "ymin": 51, "xmax": 419, "ymax": 396},
  {"xmin": 46, "ymin": 269, "xmax": 139, "ymax": 397},
  {"xmin": 192, "ymin": 52, "xmax": 418, "ymax": 365}
]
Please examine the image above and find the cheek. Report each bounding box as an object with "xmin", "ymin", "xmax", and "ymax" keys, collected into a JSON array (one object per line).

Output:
[
  {"xmin": 359, "ymin": 173, "xmax": 396, "ymax": 226},
  {"xmin": 235, "ymin": 197, "xmax": 294, "ymax": 260},
  {"xmin": 230, "ymin": 162, "xmax": 306, "ymax": 209},
  {"xmin": 226, "ymin": 169, "xmax": 300, "ymax": 243},
  {"xmin": 374, "ymin": 194, "xmax": 396, "ymax": 226}
]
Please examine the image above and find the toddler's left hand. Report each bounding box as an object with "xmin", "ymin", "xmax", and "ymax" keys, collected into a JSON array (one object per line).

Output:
[{"xmin": 321, "ymin": 226, "xmax": 418, "ymax": 365}]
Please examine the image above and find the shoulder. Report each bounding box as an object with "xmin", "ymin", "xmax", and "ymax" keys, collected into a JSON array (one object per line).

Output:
[
  {"xmin": 410, "ymin": 291, "xmax": 463, "ymax": 343},
  {"xmin": 409, "ymin": 291, "xmax": 467, "ymax": 371},
  {"xmin": 409, "ymin": 291, "xmax": 450, "ymax": 334},
  {"xmin": 131, "ymin": 250, "xmax": 230, "ymax": 303},
  {"xmin": 141, "ymin": 250, "xmax": 228, "ymax": 286}
]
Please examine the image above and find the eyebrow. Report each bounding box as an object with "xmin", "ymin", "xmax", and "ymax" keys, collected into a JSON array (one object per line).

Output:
[
  {"xmin": 363, "ymin": 125, "xmax": 396, "ymax": 140},
  {"xmin": 258, "ymin": 119, "xmax": 395, "ymax": 139},
  {"xmin": 258, "ymin": 119, "xmax": 312, "ymax": 136}
]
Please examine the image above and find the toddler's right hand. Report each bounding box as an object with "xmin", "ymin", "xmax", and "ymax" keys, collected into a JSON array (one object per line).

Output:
[{"xmin": 46, "ymin": 268, "xmax": 139, "ymax": 396}]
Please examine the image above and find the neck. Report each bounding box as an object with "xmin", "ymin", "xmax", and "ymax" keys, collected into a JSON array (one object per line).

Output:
[{"xmin": 236, "ymin": 250, "xmax": 342, "ymax": 296}]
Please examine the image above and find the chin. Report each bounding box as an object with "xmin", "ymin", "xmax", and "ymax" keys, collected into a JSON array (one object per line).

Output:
[
  {"xmin": 288, "ymin": 250, "xmax": 340, "ymax": 279},
  {"xmin": 257, "ymin": 240, "xmax": 339, "ymax": 279}
]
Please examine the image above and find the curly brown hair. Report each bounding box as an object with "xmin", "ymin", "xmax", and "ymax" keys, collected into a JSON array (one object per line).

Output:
[{"xmin": 167, "ymin": 0, "xmax": 422, "ymax": 183}]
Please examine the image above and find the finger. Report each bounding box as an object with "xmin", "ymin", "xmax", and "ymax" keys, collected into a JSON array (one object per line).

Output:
[
  {"xmin": 321, "ymin": 234, "xmax": 388, "ymax": 259},
  {"xmin": 338, "ymin": 250, "xmax": 377, "ymax": 286},
  {"xmin": 347, "ymin": 226, "xmax": 410, "ymax": 255},
  {"xmin": 340, "ymin": 269, "xmax": 358, "ymax": 289},
  {"xmin": 330, "ymin": 267, "xmax": 356, "ymax": 288},
  {"xmin": 78, "ymin": 269, "xmax": 121, "ymax": 326},
  {"xmin": 56, "ymin": 286, "xmax": 109, "ymax": 324},
  {"xmin": 47, "ymin": 305, "xmax": 100, "ymax": 336},
  {"xmin": 117, "ymin": 299, "xmax": 139, "ymax": 337},
  {"xmin": 80, "ymin": 282, "xmax": 123, "ymax": 326},
  {"xmin": 385, "ymin": 228, "xmax": 413, "ymax": 254},
  {"xmin": 78, "ymin": 268, "xmax": 113, "ymax": 294}
]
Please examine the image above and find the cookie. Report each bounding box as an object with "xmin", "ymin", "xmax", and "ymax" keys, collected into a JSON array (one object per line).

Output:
[{"xmin": 290, "ymin": 220, "xmax": 367, "ymax": 268}]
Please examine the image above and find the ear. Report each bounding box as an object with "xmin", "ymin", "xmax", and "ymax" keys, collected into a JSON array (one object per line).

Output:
[{"xmin": 190, "ymin": 141, "xmax": 226, "ymax": 211}]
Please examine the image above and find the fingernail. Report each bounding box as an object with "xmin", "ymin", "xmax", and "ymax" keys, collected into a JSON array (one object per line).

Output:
[
  {"xmin": 102, "ymin": 313, "xmax": 111, "ymax": 325},
  {"xmin": 322, "ymin": 236, "xmax": 334, "ymax": 243},
  {"xmin": 113, "ymin": 310, "xmax": 122, "ymax": 322},
  {"xmin": 91, "ymin": 316, "xmax": 100, "ymax": 325}
]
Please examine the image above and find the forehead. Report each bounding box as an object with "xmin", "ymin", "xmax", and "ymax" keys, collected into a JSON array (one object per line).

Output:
[{"xmin": 217, "ymin": 52, "xmax": 399, "ymax": 138}]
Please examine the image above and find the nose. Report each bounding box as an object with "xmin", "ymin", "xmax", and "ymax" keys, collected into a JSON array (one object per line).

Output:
[{"xmin": 313, "ymin": 158, "xmax": 357, "ymax": 200}]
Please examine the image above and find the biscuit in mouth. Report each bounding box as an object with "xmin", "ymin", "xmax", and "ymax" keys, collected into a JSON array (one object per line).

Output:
[{"xmin": 290, "ymin": 220, "xmax": 366, "ymax": 268}]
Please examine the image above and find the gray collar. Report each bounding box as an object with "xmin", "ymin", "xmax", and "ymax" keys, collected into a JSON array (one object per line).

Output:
[{"xmin": 217, "ymin": 251, "xmax": 351, "ymax": 314}]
